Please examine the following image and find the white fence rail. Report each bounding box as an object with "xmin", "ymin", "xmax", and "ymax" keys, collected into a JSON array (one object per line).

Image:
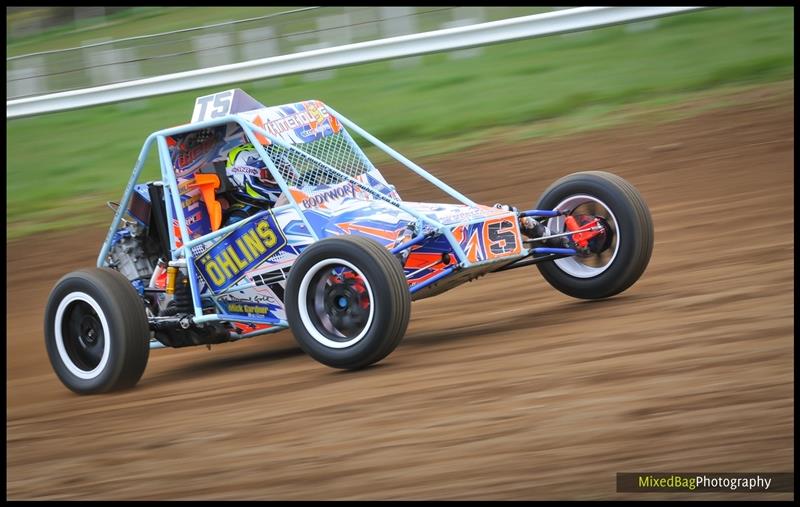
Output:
[{"xmin": 6, "ymin": 6, "xmax": 705, "ymax": 119}]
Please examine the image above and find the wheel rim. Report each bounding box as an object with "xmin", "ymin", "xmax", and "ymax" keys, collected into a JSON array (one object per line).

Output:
[
  {"xmin": 54, "ymin": 292, "xmax": 111, "ymax": 379},
  {"xmin": 546, "ymin": 194, "xmax": 620, "ymax": 278},
  {"xmin": 297, "ymin": 258, "xmax": 375, "ymax": 349}
]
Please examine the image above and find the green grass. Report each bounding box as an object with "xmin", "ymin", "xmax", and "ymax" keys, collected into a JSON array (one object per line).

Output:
[{"xmin": 6, "ymin": 7, "xmax": 794, "ymax": 240}]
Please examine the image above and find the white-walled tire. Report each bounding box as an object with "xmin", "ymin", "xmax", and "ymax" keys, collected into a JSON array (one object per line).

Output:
[
  {"xmin": 285, "ymin": 236, "xmax": 411, "ymax": 370},
  {"xmin": 535, "ymin": 171, "xmax": 654, "ymax": 299},
  {"xmin": 44, "ymin": 268, "xmax": 150, "ymax": 394}
]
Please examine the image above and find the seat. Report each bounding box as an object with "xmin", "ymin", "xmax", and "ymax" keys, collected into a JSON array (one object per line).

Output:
[{"xmin": 189, "ymin": 173, "xmax": 222, "ymax": 232}]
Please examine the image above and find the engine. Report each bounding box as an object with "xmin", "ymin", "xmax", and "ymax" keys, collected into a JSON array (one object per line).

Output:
[{"xmin": 107, "ymin": 221, "xmax": 160, "ymax": 283}]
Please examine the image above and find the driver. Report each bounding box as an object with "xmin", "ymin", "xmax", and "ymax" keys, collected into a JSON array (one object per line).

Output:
[{"xmin": 221, "ymin": 143, "xmax": 283, "ymax": 225}]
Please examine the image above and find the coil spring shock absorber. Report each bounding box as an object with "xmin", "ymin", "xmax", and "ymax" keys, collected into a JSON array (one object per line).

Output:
[
  {"xmin": 161, "ymin": 268, "xmax": 193, "ymax": 316},
  {"xmin": 173, "ymin": 272, "xmax": 193, "ymax": 314}
]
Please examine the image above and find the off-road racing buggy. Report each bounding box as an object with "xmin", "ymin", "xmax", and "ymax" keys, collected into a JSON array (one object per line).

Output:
[{"xmin": 45, "ymin": 89, "xmax": 653, "ymax": 394}]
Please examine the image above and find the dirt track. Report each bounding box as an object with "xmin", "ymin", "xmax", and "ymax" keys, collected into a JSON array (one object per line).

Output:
[{"xmin": 7, "ymin": 86, "xmax": 794, "ymax": 500}]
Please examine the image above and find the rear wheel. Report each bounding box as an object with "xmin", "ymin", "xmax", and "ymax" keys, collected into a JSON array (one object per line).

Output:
[
  {"xmin": 44, "ymin": 268, "xmax": 150, "ymax": 394},
  {"xmin": 535, "ymin": 171, "xmax": 653, "ymax": 299},
  {"xmin": 285, "ymin": 236, "xmax": 411, "ymax": 370}
]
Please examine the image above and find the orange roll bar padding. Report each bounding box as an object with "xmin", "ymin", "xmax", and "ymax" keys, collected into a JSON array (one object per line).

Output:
[{"xmin": 190, "ymin": 173, "xmax": 222, "ymax": 231}]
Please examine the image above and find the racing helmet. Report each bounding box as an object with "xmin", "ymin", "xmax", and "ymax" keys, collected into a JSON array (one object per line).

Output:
[{"xmin": 225, "ymin": 143, "xmax": 282, "ymax": 205}]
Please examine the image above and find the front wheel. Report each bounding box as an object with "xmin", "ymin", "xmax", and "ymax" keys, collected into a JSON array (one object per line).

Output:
[
  {"xmin": 535, "ymin": 171, "xmax": 653, "ymax": 299},
  {"xmin": 44, "ymin": 267, "xmax": 150, "ymax": 394},
  {"xmin": 285, "ymin": 235, "xmax": 411, "ymax": 370}
]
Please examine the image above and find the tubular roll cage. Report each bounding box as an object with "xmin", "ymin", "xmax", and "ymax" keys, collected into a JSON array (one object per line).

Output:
[{"xmin": 98, "ymin": 108, "xmax": 573, "ymax": 345}]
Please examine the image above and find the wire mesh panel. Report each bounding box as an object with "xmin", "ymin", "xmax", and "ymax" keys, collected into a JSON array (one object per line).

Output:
[
  {"xmin": 265, "ymin": 130, "xmax": 372, "ymax": 188},
  {"xmin": 260, "ymin": 130, "xmax": 403, "ymax": 210}
]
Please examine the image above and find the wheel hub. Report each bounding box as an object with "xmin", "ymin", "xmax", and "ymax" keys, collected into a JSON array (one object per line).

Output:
[
  {"xmin": 61, "ymin": 299, "xmax": 106, "ymax": 371},
  {"xmin": 78, "ymin": 315, "xmax": 101, "ymax": 346},
  {"xmin": 569, "ymin": 214, "xmax": 613, "ymax": 256},
  {"xmin": 324, "ymin": 279, "xmax": 369, "ymax": 336},
  {"xmin": 548, "ymin": 194, "xmax": 621, "ymax": 279},
  {"xmin": 586, "ymin": 215, "xmax": 613, "ymax": 254}
]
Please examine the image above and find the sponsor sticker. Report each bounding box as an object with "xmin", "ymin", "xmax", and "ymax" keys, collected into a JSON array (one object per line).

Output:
[
  {"xmin": 195, "ymin": 212, "xmax": 287, "ymax": 292},
  {"xmin": 301, "ymin": 181, "xmax": 357, "ymax": 209},
  {"xmin": 222, "ymin": 300, "xmax": 271, "ymax": 316}
]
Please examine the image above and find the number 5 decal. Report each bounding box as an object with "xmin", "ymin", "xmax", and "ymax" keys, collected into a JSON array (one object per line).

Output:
[{"xmin": 486, "ymin": 219, "xmax": 520, "ymax": 256}]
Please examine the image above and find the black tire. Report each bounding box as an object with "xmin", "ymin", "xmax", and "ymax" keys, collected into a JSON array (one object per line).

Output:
[
  {"xmin": 535, "ymin": 171, "xmax": 653, "ymax": 299},
  {"xmin": 44, "ymin": 267, "xmax": 150, "ymax": 394},
  {"xmin": 285, "ymin": 235, "xmax": 411, "ymax": 370}
]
